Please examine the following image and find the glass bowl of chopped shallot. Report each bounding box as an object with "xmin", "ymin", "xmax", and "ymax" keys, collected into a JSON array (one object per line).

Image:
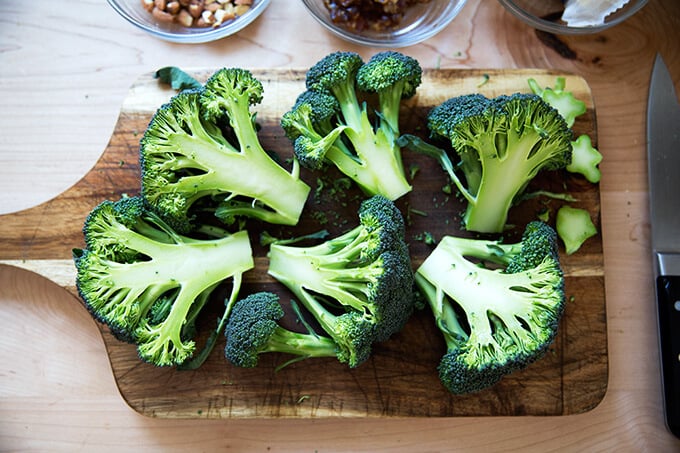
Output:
[
  {"xmin": 107, "ymin": 0, "xmax": 270, "ymax": 44},
  {"xmin": 497, "ymin": 0, "xmax": 648, "ymax": 34},
  {"xmin": 301, "ymin": 0, "xmax": 468, "ymax": 47}
]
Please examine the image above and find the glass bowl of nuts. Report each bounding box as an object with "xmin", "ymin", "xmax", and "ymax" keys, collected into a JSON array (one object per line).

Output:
[
  {"xmin": 301, "ymin": 0, "xmax": 467, "ymax": 47},
  {"xmin": 107, "ymin": 0, "xmax": 270, "ymax": 43}
]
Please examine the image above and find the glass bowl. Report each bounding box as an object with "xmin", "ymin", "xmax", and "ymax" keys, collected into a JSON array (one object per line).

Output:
[
  {"xmin": 497, "ymin": 0, "xmax": 648, "ymax": 35},
  {"xmin": 301, "ymin": 0, "xmax": 468, "ymax": 48},
  {"xmin": 107, "ymin": 0, "xmax": 271, "ymax": 44}
]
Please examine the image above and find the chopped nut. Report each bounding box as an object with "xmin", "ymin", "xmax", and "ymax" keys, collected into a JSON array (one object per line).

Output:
[
  {"xmin": 154, "ymin": 0, "xmax": 167, "ymax": 10},
  {"xmin": 234, "ymin": 0, "xmax": 252, "ymax": 5},
  {"xmin": 166, "ymin": 1, "xmax": 181, "ymax": 14},
  {"xmin": 141, "ymin": 0, "xmax": 155, "ymax": 12},
  {"xmin": 176, "ymin": 8, "xmax": 194, "ymax": 26},
  {"xmin": 196, "ymin": 16, "xmax": 211, "ymax": 27},
  {"xmin": 234, "ymin": 4, "xmax": 250, "ymax": 15},
  {"xmin": 188, "ymin": 3, "xmax": 203, "ymax": 18},
  {"xmin": 151, "ymin": 6, "xmax": 174, "ymax": 22},
  {"xmin": 222, "ymin": 3, "xmax": 235, "ymax": 17},
  {"xmin": 213, "ymin": 8, "xmax": 230, "ymax": 26},
  {"xmin": 201, "ymin": 9, "xmax": 215, "ymax": 24}
]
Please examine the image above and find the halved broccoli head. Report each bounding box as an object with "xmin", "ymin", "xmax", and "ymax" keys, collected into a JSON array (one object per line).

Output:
[
  {"xmin": 415, "ymin": 221, "xmax": 565, "ymax": 394},
  {"xmin": 74, "ymin": 195, "xmax": 254, "ymax": 367},
  {"xmin": 140, "ymin": 69, "xmax": 310, "ymax": 232},
  {"xmin": 401, "ymin": 93, "xmax": 572, "ymax": 233},
  {"xmin": 267, "ymin": 195, "xmax": 416, "ymax": 367}
]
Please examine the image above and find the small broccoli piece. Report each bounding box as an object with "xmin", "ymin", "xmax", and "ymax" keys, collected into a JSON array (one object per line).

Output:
[
  {"xmin": 224, "ymin": 292, "xmax": 339, "ymax": 368},
  {"xmin": 281, "ymin": 51, "xmax": 422, "ymax": 201},
  {"xmin": 267, "ymin": 195, "xmax": 416, "ymax": 367},
  {"xmin": 140, "ymin": 68, "xmax": 310, "ymax": 233},
  {"xmin": 355, "ymin": 51, "xmax": 422, "ymax": 134},
  {"xmin": 567, "ymin": 134, "xmax": 602, "ymax": 183},
  {"xmin": 401, "ymin": 93, "xmax": 572, "ymax": 233},
  {"xmin": 556, "ymin": 205, "xmax": 598, "ymax": 255},
  {"xmin": 73, "ymin": 196, "xmax": 254, "ymax": 367},
  {"xmin": 415, "ymin": 221, "xmax": 565, "ymax": 394},
  {"xmin": 528, "ymin": 77, "xmax": 586, "ymax": 128},
  {"xmin": 280, "ymin": 90, "xmax": 349, "ymax": 171},
  {"xmin": 528, "ymin": 78, "xmax": 602, "ymax": 183}
]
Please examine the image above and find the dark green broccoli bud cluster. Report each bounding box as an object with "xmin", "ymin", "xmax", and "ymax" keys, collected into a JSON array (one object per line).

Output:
[
  {"xmin": 415, "ymin": 221, "xmax": 565, "ymax": 394},
  {"xmin": 280, "ymin": 51, "xmax": 422, "ymax": 201},
  {"xmin": 140, "ymin": 68, "xmax": 310, "ymax": 233},
  {"xmin": 73, "ymin": 196, "xmax": 254, "ymax": 367},
  {"xmin": 267, "ymin": 195, "xmax": 416, "ymax": 368}
]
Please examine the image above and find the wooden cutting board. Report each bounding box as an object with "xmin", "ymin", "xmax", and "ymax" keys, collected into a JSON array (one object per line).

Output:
[{"xmin": 0, "ymin": 68, "xmax": 607, "ymax": 418}]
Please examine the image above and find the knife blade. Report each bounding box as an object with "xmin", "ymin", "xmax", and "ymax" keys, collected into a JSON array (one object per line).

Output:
[{"xmin": 648, "ymin": 53, "xmax": 680, "ymax": 439}]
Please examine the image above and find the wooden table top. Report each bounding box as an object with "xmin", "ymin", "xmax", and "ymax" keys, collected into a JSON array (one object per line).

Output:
[{"xmin": 1, "ymin": 0, "xmax": 679, "ymax": 450}]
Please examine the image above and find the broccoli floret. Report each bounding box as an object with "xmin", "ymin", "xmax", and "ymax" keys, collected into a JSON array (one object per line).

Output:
[
  {"xmin": 401, "ymin": 93, "xmax": 572, "ymax": 233},
  {"xmin": 556, "ymin": 205, "xmax": 598, "ymax": 255},
  {"xmin": 73, "ymin": 196, "xmax": 254, "ymax": 367},
  {"xmin": 415, "ymin": 221, "xmax": 565, "ymax": 394},
  {"xmin": 140, "ymin": 68, "xmax": 310, "ymax": 233},
  {"xmin": 224, "ymin": 292, "xmax": 339, "ymax": 368},
  {"xmin": 355, "ymin": 50, "xmax": 422, "ymax": 134},
  {"xmin": 267, "ymin": 195, "xmax": 416, "ymax": 367},
  {"xmin": 528, "ymin": 77, "xmax": 586, "ymax": 128},
  {"xmin": 280, "ymin": 51, "xmax": 422, "ymax": 201},
  {"xmin": 567, "ymin": 134, "xmax": 602, "ymax": 183}
]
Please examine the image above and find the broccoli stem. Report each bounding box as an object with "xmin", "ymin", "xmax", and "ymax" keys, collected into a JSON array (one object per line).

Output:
[
  {"xmin": 414, "ymin": 273, "xmax": 468, "ymax": 349},
  {"xmin": 342, "ymin": 109, "xmax": 411, "ymax": 200},
  {"xmin": 464, "ymin": 131, "xmax": 545, "ymax": 233},
  {"xmin": 162, "ymin": 133, "xmax": 309, "ymax": 225},
  {"xmin": 262, "ymin": 327, "xmax": 338, "ymax": 358},
  {"xmin": 178, "ymin": 274, "xmax": 243, "ymax": 370}
]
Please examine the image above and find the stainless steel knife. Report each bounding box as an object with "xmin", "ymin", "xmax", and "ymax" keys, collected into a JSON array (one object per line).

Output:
[{"xmin": 648, "ymin": 53, "xmax": 680, "ymax": 439}]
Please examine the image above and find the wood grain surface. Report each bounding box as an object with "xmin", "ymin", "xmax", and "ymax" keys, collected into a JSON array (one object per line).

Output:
[{"xmin": 0, "ymin": 68, "xmax": 606, "ymax": 418}]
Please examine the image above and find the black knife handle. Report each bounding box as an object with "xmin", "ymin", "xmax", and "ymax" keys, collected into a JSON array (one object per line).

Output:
[{"xmin": 657, "ymin": 276, "xmax": 680, "ymax": 438}]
